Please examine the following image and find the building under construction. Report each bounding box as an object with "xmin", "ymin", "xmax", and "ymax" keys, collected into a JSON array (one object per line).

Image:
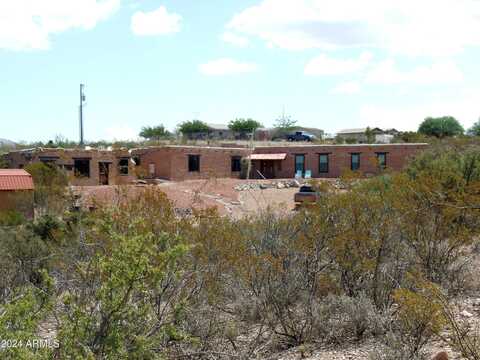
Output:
[{"xmin": 3, "ymin": 142, "xmax": 427, "ymax": 185}]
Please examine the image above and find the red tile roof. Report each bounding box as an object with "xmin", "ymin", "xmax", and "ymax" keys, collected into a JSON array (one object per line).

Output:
[{"xmin": 0, "ymin": 169, "xmax": 34, "ymax": 191}]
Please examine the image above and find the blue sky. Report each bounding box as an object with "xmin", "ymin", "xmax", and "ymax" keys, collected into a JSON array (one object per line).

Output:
[{"xmin": 1, "ymin": 0, "xmax": 479, "ymax": 142}]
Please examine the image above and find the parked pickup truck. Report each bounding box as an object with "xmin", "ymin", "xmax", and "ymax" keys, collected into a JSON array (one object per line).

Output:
[
  {"xmin": 294, "ymin": 184, "xmax": 318, "ymax": 207},
  {"xmin": 287, "ymin": 131, "xmax": 317, "ymax": 142}
]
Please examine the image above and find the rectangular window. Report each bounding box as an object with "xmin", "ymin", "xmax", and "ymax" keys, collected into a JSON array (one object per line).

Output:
[
  {"xmin": 376, "ymin": 152, "xmax": 387, "ymax": 169},
  {"xmin": 118, "ymin": 158, "xmax": 129, "ymax": 175},
  {"xmin": 74, "ymin": 159, "xmax": 90, "ymax": 178},
  {"xmin": 231, "ymin": 156, "xmax": 241, "ymax": 172},
  {"xmin": 351, "ymin": 153, "xmax": 360, "ymax": 171},
  {"xmin": 295, "ymin": 154, "xmax": 305, "ymax": 176},
  {"xmin": 188, "ymin": 155, "xmax": 200, "ymax": 172},
  {"xmin": 319, "ymin": 154, "xmax": 329, "ymax": 173}
]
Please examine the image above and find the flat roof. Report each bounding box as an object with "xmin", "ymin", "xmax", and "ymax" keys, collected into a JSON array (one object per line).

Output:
[
  {"xmin": 132, "ymin": 145, "xmax": 249, "ymax": 151},
  {"xmin": 254, "ymin": 143, "xmax": 428, "ymax": 148}
]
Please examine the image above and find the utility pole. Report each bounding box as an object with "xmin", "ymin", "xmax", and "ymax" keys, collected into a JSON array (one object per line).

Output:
[{"xmin": 79, "ymin": 84, "xmax": 86, "ymax": 145}]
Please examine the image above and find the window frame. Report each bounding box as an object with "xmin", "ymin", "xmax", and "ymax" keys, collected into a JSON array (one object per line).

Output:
[
  {"xmin": 231, "ymin": 156, "xmax": 242, "ymax": 172},
  {"xmin": 318, "ymin": 153, "xmax": 329, "ymax": 173},
  {"xmin": 118, "ymin": 158, "xmax": 130, "ymax": 176},
  {"xmin": 188, "ymin": 154, "xmax": 200, "ymax": 172},
  {"xmin": 350, "ymin": 153, "xmax": 361, "ymax": 171},
  {"xmin": 73, "ymin": 158, "xmax": 91, "ymax": 178},
  {"xmin": 376, "ymin": 152, "xmax": 387, "ymax": 170},
  {"xmin": 294, "ymin": 154, "xmax": 306, "ymax": 176}
]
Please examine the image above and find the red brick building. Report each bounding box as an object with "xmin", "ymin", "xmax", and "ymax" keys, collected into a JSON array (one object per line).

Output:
[
  {"xmin": 133, "ymin": 143, "xmax": 427, "ymax": 181},
  {"xmin": 0, "ymin": 169, "xmax": 35, "ymax": 218},
  {"xmin": 249, "ymin": 143, "xmax": 427, "ymax": 179}
]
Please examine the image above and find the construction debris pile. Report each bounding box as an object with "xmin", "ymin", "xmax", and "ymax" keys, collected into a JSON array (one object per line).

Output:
[{"xmin": 235, "ymin": 179, "xmax": 301, "ymax": 191}]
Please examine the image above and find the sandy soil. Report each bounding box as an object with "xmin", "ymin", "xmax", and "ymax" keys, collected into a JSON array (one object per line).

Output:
[{"xmin": 72, "ymin": 178, "xmax": 301, "ymax": 217}]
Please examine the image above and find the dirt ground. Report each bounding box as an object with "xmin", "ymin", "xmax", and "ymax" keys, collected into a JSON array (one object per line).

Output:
[{"xmin": 72, "ymin": 178, "xmax": 301, "ymax": 218}]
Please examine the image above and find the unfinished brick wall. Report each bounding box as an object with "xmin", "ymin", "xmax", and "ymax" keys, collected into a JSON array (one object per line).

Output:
[{"xmin": 5, "ymin": 148, "xmax": 136, "ymax": 186}]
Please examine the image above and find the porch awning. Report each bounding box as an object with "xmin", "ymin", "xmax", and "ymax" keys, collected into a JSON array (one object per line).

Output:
[{"xmin": 247, "ymin": 153, "xmax": 287, "ymax": 160}]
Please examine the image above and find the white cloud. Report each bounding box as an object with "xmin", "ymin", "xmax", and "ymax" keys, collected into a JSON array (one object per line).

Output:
[
  {"xmin": 365, "ymin": 60, "xmax": 464, "ymax": 85},
  {"xmin": 221, "ymin": 31, "xmax": 249, "ymax": 47},
  {"xmin": 227, "ymin": 0, "xmax": 480, "ymax": 56},
  {"xmin": 331, "ymin": 81, "xmax": 361, "ymax": 94},
  {"xmin": 199, "ymin": 58, "xmax": 258, "ymax": 76},
  {"xmin": 0, "ymin": 0, "xmax": 119, "ymax": 50},
  {"xmin": 105, "ymin": 124, "xmax": 138, "ymax": 140},
  {"xmin": 360, "ymin": 89, "xmax": 480, "ymax": 131},
  {"xmin": 131, "ymin": 6, "xmax": 182, "ymax": 36},
  {"xmin": 305, "ymin": 52, "xmax": 372, "ymax": 76}
]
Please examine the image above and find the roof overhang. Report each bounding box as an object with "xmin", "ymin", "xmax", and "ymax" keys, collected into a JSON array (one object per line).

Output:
[{"xmin": 247, "ymin": 153, "xmax": 287, "ymax": 161}]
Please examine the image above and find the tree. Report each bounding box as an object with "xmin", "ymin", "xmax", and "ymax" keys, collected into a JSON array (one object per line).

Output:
[
  {"xmin": 467, "ymin": 118, "xmax": 480, "ymax": 136},
  {"xmin": 365, "ymin": 127, "xmax": 376, "ymax": 143},
  {"xmin": 228, "ymin": 118, "xmax": 263, "ymax": 136},
  {"xmin": 139, "ymin": 125, "xmax": 171, "ymax": 140},
  {"xmin": 178, "ymin": 120, "xmax": 209, "ymax": 137},
  {"xmin": 418, "ymin": 116, "xmax": 464, "ymax": 138},
  {"xmin": 274, "ymin": 113, "xmax": 297, "ymax": 131}
]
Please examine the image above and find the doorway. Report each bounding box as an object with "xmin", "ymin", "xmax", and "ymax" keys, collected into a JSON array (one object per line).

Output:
[
  {"xmin": 99, "ymin": 162, "xmax": 109, "ymax": 185},
  {"xmin": 260, "ymin": 160, "xmax": 276, "ymax": 179}
]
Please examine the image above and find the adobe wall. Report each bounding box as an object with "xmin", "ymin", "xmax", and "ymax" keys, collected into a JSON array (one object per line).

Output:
[
  {"xmin": 5, "ymin": 148, "xmax": 136, "ymax": 186},
  {"xmin": 137, "ymin": 146, "xmax": 251, "ymax": 181},
  {"xmin": 135, "ymin": 147, "xmax": 172, "ymax": 179},
  {"xmin": 252, "ymin": 144, "xmax": 428, "ymax": 178}
]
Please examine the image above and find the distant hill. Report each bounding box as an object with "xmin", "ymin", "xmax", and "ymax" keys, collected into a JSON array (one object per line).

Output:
[{"xmin": 0, "ymin": 138, "xmax": 16, "ymax": 148}]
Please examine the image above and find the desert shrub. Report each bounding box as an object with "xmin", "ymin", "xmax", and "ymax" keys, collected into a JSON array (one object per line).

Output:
[
  {"xmin": 25, "ymin": 162, "xmax": 69, "ymax": 214},
  {"xmin": 0, "ymin": 210, "xmax": 25, "ymax": 226},
  {"xmin": 369, "ymin": 331, "xmax": 427, "ymax": 360},
  {"xmin": 313, "ymin": 293, "xmax": 386, "ymax": 343},
  {"xmin": 391, "ymin": 284, "xmax": 446, "ymax": 357},
  {"xmin": 0, "ymin": 226, "xmax": 54, "ymax": 300},
  {"xmin": 398, "ymin": 146, "xmax": 480, "ymax": 289},
  {"xmin": 56, "ymin": 227, "xmax": 190, "ymax": 358},
  {"xmin": 0, "ymin": 271, "xmax": 55, "ymax": 359}
]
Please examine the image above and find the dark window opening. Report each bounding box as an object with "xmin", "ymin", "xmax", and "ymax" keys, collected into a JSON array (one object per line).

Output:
[
  {"xmin": 351, "ymin": 153, "xmax": 360, "ymax": 171},
  {"xmin": 319, "ymin": 154, "xmax": 329, "ymax": 173},
  {"xmin": 74, "ymin": 159, "xmax": 90, "ymax": 178},
  {"xmin": 231, "ymin": 156, "xmax": 241, "ymax": 172},
  {"xmin": 188, "ymin": 155, "xmax": 200, "ymax": 172},
  {"xmin": 376, "ymin": 152, "xmax": 387, "ymax": 169},
  {"xmin": 118, "ymin": 158, "xmax": 129, "ymax": 175},
  {"xmin": 132, "ymin": 156, "xmax": 141, "ymax": 166}
]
